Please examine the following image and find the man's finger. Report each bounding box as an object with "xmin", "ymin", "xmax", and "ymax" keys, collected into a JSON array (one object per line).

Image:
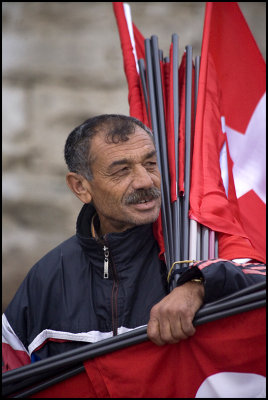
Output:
[
  {"xmin": 147, "ymin": 317, "xmax": 165, "ymax": 346},
  {"xmin": 157, "ymin": 317, "xmax": 182, "ymax": 344},
  {"xmin": 148, "ymin": 314, "xmax": 188, "ymax": 345},
  {"xmin": 179, "ymin": 316, "xmax": 196, "ymax": 337},
  {"xmin": 169, "ymin": 316, "xmax": 189, "ymax": 341}
]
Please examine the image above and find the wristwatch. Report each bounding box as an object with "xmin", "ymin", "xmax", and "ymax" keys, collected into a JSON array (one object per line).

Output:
[
  {"xmin": 176, "ymin": 265, "xmax": 204, "ymax": 287},
  {"xmin": 190, "ymin": 277, "xmax": 204, "ymax": 284}
]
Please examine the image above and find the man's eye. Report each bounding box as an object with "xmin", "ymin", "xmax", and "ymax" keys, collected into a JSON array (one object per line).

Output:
[
  {"xmin": 116, "ymin": 167, "xmax": 129, "ymax": 175},
  {"xmin": 145, "ymin": 162, "xmax": 157, "ymax": 168}
]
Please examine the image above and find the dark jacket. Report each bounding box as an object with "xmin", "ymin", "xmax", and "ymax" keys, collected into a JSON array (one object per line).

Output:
[{"xmin": 3, "ymin": 203, "xmax": 168, "ymax": 364}]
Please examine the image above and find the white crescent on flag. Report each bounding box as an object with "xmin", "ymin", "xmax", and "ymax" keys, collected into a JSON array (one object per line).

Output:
[{"xmin": 195, "ymin": 372, "xmax": 266, "ymax": 398}]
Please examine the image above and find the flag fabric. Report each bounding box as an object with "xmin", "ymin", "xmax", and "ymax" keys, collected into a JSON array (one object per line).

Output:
[
  {"xmin": 189, "ymin": 2, "xmax": 266, "ymax": 262},
  {"xmin": 28, "ymin": 307, "xmax": 266, "ymax": 398},
  {"xmin": 113, "ymin": 2, "xmax": 147, "ymax": 125}
]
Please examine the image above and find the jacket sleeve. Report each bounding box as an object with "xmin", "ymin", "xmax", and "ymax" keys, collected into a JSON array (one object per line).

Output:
[
  {"xmin": 176, "ymin": 259, "xmax": 266, "ymax": 303},
  {"xmin": 2, "ymin": 313, "xmax": 31, "ymax": 372},
  {"xmin": 2, "ymin": 266, "xmax": 34, "ymax": 372}
]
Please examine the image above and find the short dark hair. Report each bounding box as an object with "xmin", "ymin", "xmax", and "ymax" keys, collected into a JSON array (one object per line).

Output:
[{"xmin": 64, "ymin": 114, "xmax": 153, "ymax": 180}]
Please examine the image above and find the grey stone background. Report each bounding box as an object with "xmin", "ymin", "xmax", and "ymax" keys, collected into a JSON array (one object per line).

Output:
[{"xmin": 2, "ymin": 2, "xmax": 266, "ymax": 312}]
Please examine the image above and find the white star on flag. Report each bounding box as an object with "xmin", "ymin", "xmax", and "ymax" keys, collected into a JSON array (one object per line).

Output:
[{"xmin": 225, "ymin": 93, "xmax": 266, "ymax": 204}]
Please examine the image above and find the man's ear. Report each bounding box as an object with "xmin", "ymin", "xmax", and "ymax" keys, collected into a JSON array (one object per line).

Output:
[{"xmin": 66, "ymin": 172, "xmax": 92, "ymax": 204}]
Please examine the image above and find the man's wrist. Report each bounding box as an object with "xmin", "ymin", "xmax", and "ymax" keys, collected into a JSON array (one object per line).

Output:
[{"xmin": 182, "ymin": 279, "xmax": 205, "ymax": 303}]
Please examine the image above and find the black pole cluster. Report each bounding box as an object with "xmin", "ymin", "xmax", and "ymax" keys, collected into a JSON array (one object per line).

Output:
[{"xmin": 137, "ymin": 33, "xmax": 219, "ymax": 288}]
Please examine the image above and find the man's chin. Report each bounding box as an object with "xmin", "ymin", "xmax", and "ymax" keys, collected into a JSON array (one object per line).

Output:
[{"xmin": 128, "ymin": 209, "xmax": 161, "ymax": 226}]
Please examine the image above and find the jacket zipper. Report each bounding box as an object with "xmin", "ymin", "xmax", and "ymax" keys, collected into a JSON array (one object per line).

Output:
[
  {"xmin": 103, "ymin": 245, "xmax": 109, "ymax": 279},
  {"xmin": 103, "ymin": 242, "xmax": 119, "ymax": 336}
]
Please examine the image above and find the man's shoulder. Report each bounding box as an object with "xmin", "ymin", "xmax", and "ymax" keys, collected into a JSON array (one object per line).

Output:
[
  {"xmin": 40, "ymin": 234, "xmax": 78, "ymax": 258},
  {"xmin": 29, "ymin": 235, "xmax": 81, "ymax": 276},
  {"xmin": 4, "ymin": 235, "xmax": 85, "ymax": 314}
]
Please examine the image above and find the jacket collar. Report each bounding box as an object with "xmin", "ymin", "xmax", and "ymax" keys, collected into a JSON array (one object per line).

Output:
[{"xmin": 76, "ymin": 203, "xmax": 157, "ymax": 256}]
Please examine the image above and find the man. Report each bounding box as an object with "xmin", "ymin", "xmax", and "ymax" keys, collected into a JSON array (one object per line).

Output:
[{"xmin": 2, "ymin": 114, "xmax": 265, "ymax": 371}]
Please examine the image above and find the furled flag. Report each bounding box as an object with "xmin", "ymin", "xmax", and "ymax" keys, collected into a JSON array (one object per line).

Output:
[
  {"xmin": 113, "ymin": 2, "xmax": 147, "ymax": 124},
  {"xmin": 189, "ymin": 2, "xmax": 266, "ymax": 262}
]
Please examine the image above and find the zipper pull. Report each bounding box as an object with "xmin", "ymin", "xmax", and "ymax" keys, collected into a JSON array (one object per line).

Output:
[{"xmin": 103, "ymin": 245, "xmax": 109, "ymax": 279}]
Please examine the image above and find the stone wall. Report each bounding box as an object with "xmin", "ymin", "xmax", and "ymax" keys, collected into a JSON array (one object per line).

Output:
[{"xmin": 2, "ymin": 2, "xmax": 266, "ymax": 312}]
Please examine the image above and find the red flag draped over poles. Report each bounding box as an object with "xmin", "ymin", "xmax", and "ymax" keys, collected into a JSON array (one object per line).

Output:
[
  {"xmin": 189, "ymin": 2, "xmax": 266, "ymax": 263},
  {"xmin": 29, "ymin": 307, "xmax": 266, "ymax": 398}
]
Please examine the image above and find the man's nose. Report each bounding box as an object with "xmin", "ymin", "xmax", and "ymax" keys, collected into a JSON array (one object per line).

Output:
[{"xmin": 131, "ymin": 165, "xmax": 154, "ymax": 190}]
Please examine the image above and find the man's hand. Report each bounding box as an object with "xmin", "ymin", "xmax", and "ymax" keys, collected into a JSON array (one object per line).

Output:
[{"xmin": 147, "ymin": 281, "xmax": 205, "ymax": 346}]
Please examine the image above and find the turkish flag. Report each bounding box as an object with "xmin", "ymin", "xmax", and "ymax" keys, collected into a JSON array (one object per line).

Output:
[
  {"xmin": 29, "ymin": 307, "xmax": 266, "ymax": 398},
  {"xmin": 189, "ymin": 2, "xmax": 266, "ymax": 262}
]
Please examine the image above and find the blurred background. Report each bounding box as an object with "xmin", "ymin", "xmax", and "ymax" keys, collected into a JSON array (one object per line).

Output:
[{"xmin": 2, "ymin": 2, "xmax": 266, "ymax": 312}]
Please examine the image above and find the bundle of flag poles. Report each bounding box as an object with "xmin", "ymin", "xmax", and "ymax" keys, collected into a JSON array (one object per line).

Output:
[
  {"xmin": 114, "ymin": 2, "xmax": 219, "ymax": 288},
  {"xmin": 2, "ymin": 281, "xmax": 266, "ymax": 398}
]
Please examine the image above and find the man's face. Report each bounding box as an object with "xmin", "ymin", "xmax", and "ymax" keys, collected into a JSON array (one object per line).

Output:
[{"xmin": 86, "ymin": 127, "xmax": 161, "ymax": 235}]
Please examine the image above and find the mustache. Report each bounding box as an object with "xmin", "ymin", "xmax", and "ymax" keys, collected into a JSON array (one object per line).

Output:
[{"xmin": 124, "ymin": 187, "xmax": 161, "ymax": 205}]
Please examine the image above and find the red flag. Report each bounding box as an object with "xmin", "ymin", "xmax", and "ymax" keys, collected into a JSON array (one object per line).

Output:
[
  {"xmin": 29, "ymin": 307, "xmax": 266, "ymax": 398},
  {"xmin": 189, "ymin": 2, "xmax": 266, "ymax": 262},
  {"xmin": 113, "ymin": 2, "xmax": 146, "ymax": 123}
]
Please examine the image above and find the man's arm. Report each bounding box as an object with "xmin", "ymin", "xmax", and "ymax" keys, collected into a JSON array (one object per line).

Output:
[
  {"xmin": 147, "ymin": 259, "xmax": 265, "ymax": 346},
  {"xmin": 147, "ymin": 280, "xmax": 204, "ymax": 346}
]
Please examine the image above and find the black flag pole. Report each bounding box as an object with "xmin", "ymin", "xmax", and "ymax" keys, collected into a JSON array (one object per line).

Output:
[
  {"xmin": 171, "ymin": 33, "xmax": 181, "ymax": 288},
  {"xmin": 137, "ymin": 58, "xmax": 149, "ymax": 118},
  {"xmin": 151, "ymin": 34, "xmax": 174, "ymax": 266},
  {"xmin": 144, "ymin": 38, "xmax": 171, "ymax": 270},
  {"xmin": 180, "ymin": 45, "xmax": 193, "ymax": 275},
  {"xmin": 189, "ymin": 55, "xmax": 201, "ymax": 262}
]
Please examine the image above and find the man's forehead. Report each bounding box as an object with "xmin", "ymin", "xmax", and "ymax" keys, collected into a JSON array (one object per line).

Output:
[{"xmin": 90, "ymin": 128, "xmax": 156, "ymax": 166}]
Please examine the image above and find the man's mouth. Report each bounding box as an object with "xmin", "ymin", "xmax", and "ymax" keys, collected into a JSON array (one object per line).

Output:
[
  {"xmin": 124, "ymin": 188, "xmax": 161, "ymax": 206},
  {"xmin": 132, "ymin": 197, "xmax": 159, "ymax": 211},
  {"xmin": 138, "ymin": 199, "xmax": 150, "ymax": 204}
]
